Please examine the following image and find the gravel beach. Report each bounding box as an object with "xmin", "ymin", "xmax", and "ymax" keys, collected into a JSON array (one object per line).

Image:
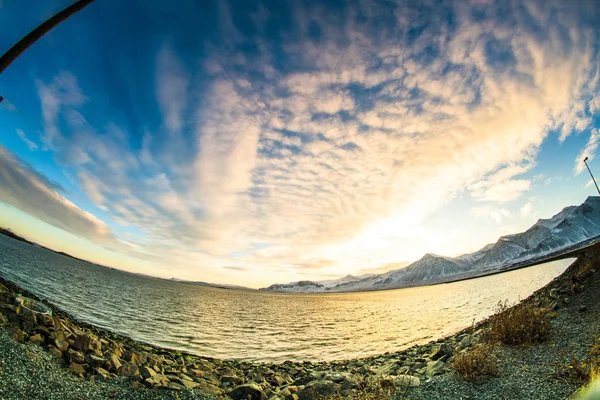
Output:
[{"xmin": 1, "ymin": 244, "xmax": 599, "ymax": 399}]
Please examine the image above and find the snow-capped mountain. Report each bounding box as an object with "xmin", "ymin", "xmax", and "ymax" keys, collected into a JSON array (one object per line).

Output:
[{"xmin": 261, "ymin": 196, "xmax": 600, "ymax": 293}]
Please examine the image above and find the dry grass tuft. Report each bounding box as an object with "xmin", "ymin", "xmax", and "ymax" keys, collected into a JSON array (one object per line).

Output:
[
  {"xmin": 552, "ymin": 355, "xmax": 592, "ymax": 385},
  {"xmin": 450, "ymin": 343, "xmax": 499, "ymax": 381},
  {"xmin": 485, "ymin": 301, "xmax": 551, "ymax": 346}
]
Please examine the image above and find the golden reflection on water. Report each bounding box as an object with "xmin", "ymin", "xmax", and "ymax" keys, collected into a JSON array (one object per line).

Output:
[{"xmin": 0, "ymin": 235, "xmax": 572, "ymax": 362}]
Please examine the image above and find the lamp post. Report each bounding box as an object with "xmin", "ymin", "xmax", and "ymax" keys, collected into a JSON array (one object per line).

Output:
[
  {"xmin": 0, "ymin": 0, "xmax": 96, "ymax": 103},
  {"xmin": 583, "ymin": 157, "xmax": 600, "ymax": 195}
]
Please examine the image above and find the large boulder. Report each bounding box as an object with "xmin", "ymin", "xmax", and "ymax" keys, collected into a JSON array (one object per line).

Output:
[{"xmin": 229, "ymin": 383, "xmax": 268, "ymax": 400}]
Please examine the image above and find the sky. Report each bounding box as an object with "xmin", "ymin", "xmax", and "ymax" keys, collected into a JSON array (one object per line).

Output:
[{"xmin": 0, "ymin": 0, "xmax": 599, "ymax": 288}]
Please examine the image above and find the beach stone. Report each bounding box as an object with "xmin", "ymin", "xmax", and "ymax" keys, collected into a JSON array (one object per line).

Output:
[
  {"xmin": 194, "ymin": 379, "xmax": 222, "ymax": 395},
  {"xmin": 46, "ymin": 345, "xmax": 63, "ymax": 359},
  {"xmin": 430, "ymin": 343, "xmax": 452, "ymax": 361},
  {"xmin": 140, "ymin": 366, "xmax": 157, "ymax": 379},
  {"xmin": 85, "ymin": 353, "xmax": 107, "ymax": 369},
  {"xmin": 426, "ymin": 360, "xmax": 449, "ymax": 377},
  {"xmin": 459, "ymin": 335, "xmax": 472, "ymax": 349},
  {"xmin": 130, "ymin": 381, "xmax": 143, "ymax": 389},
  {"xmin": 19, "ymin": 308, "xmax": 37, "ymax": 333},
  {"xmin": 393, "ymin": 375, "xmax": 420, "ymax": 387},
  {"xmin": 67, "ymin": 349, "xmax": 85, "ymax": 364},
  {"xmin": 54, "ymin": 337, "xmax": 69, "ymax": 352},
  {"xmin": 296, "ymin": 380, "xmax": 339, "ymax": 399},
  {"xmin": 124, "ymin": 351, "xmax": 143, "ymax": 366},
  {"xmin": 144, "ymin": 374, "xmax": 169, "ymax": 388},
  {"xmin": 72, "ymin": 334, "xmax": 92, "ymax": 353},
  {"xmin": 120, "ymin": 361, "xmax": 139, "ymax": 377},
  {"xmin": 95, "ymin": 367, "xmax": 110, "ymax": 381},
  {"xmin": 167, "ymin": 382, "xmax": 185, "ymax": 391},
  {"xmin": 106, "ymin": 352, "xmax": 122, "ymax": 371},
  {"xmin": 202, "ymin": 371, "xmax": 222, "ymax": 386},
  {"xmin": 229, "ymin": 383, "xmax": 268, "ymax": 400},
  {"xmin": 188, "ymin": 368, "xmax": 204, "ymax": 378},
  {"xmin": 89, "ymin": 338, "xmax": 102, "ymax": 355},
  {"xmin": 29, "ymin": 333, "xmax": 44, "ymax": 345},
  {"xmin": 69, "ymin": 362, "xmax": 86, "ymax": 377}
]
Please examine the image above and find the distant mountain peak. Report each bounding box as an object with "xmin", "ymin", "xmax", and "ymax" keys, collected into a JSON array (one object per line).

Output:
[{"xmin": 261, "ymin": 197, "xmax": 600, "ymax": 293}]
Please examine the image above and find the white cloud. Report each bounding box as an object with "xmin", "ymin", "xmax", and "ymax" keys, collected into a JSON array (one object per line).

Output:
[
  {"xmin": 472, "ymin": 206, "xmax": 512, "ymax": 224},
  {"xmin": 15, "ymin": 129, "xmax": 38, "ymax": 151},
  {"xmin": 156, "ymin": 44, "xmax": 189, "ymax": 136},
  {"xmin": 28, "ymin": 0, "xmax": 600, "ymax": 284},
  {"xmin": 574, "ymin": 129, "xmax": 600, "ymax": 175},
  {"xmin": 520, "ymin": 202, "xmax": 533, "ymax": 217},
  {"xmin": 0, "ymin": 145, "xmax": 114, "ymax": 245}
]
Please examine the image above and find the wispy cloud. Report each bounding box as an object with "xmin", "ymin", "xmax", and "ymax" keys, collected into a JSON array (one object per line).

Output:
[
  {"xmin": 15, "ymin": 129, "xmax": 38, "ymax": 151},
  {"xmin": 0, "ymin": 145, "xmax": 114, "ymax": 245},
  {"xmin": 26, "ymin": 0, "xmax": 600, "ymax": 282},
  {"xmin": 575, "ymin": 129, "xmax": 599, "ymax": 175},
  {"xmin": 472, "ymin": 206, "xmax": 512, "ymax": 225}
]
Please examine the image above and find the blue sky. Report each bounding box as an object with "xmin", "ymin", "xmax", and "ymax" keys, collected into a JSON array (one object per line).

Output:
[{"xmin": 0, "ymin": 0, "xmax": 599, "ymax": 287}]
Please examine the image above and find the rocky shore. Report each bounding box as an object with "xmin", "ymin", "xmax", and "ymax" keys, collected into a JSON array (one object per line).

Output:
[{"xmin": 1, "ymin": 245, "xmax": 599, "ymax": 399}]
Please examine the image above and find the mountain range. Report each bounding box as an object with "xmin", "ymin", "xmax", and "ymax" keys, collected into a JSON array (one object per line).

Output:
[{"xmin": 261, "ymin": 196, "xmax": 600, "ymax": 293}]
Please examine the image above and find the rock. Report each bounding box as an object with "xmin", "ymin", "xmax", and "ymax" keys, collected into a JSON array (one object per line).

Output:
[
  {"xmin": 459, "ymin": 335, "xmax": 472, "ymax": 349},
  {"xmin": 202, "ymin": 371, "xmax": 222, "ymax": 386},
  {"xmin": 95, "ymin": 367, "xmax": 110, "ymax": 381},
  {"xmin": 120, "ymin": 361, "xmax": 139, "ymax": 378},
  {"xmin": 19, "ymin": 308, "xmax": 37, "ymax": 333},
  {"xmin": 296, "ymin": 380, "xmax": 339, "ymax": 400},
  {"xmin": 130, "ymin": 381, "xmax": 143, "ymax": 389},
  {"xmin": 144, "ymin": 374, "xmax": 169, "ymax": 388},
  {"xmin": 140, "ymin": 366, "xmax": 157, "ymax": 379},
  {"xmin": 426, "ymin": 360, "xmax": 448, "ymax": 377},
  {"xmin": 8, "ymin": 328, "xmax": 25, "ymax": 343},
  {"xmin": 194, "ymin": 379, "xmax": 222, "ymax": 395},
  {"xmin": 69, "ymin": 362, "xmax": 86, "ymax": 377},
  {"xmin": 124, "ymin": 351, "xmax": 144, "ymax": 366},
  {"xmin": 89, "ymin": 338, "xmax": 102, "ymax": 355},
  {"xmin": 67, "ymin": 349, "xmax": 85, "ymax": 364},
  {"xmin": 54, "ymin": 337, "xmax": 69, "ymax": 352},
  {"xmin": 222, "ymin": 375, "xmax": 245, "ymax": 386},
  {"xmin": 180, "ymin": 380, "xmax": 200, "ymax": 389},
  {"xmin": 167, "ymin": 382, "xmax": 185, "ymax": 391},
  {"xmin": 392, "ymin": 375, "xmax": 420, "ymax": 387},
  {"xmin": 29, "ymin": 333, "xmax": 44, "ymax": 345},
  {"xmin": 188, "ymin": 368, "xmax": 203, "ymax": 378},
  {"xmin": 72, "ymin": 334, "xmax": 91, "ymax": 353},
  {"xmin": 229, "ymin": 383, "xmax": 268, "ymax": 400},
  {"xmin": 106, "ymin": 352, "xmax": 122, "ymax": 372},
  {"xmin": 85, "ymin": 353, "xmax": 107, "ymax": 369},
  {"xmin": 46, "ymin": 345, "xmax": 63, "ymax": 359},
  {"xmin": 430, "ymin": 343, "xmax": 452, "ymax": 361}
]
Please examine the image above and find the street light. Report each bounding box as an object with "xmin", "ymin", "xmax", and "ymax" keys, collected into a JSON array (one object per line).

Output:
[
  {"xmin": 583, "ymin": 157, "xmax": 600, "ymax": 195},
  {"xmin": 0, "ymin": 0, "xmax": 96, "ymax": 103}
]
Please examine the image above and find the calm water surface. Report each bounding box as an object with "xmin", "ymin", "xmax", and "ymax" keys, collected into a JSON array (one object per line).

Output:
[{"xmin": 0, "ymin": 234, "xmax": 573, "ymax": 362}]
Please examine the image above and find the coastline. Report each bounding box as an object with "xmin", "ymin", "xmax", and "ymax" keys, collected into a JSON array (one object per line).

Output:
[{"xmin": 1, "ymin": 245, "xmax": 599, "ymax": 399}]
